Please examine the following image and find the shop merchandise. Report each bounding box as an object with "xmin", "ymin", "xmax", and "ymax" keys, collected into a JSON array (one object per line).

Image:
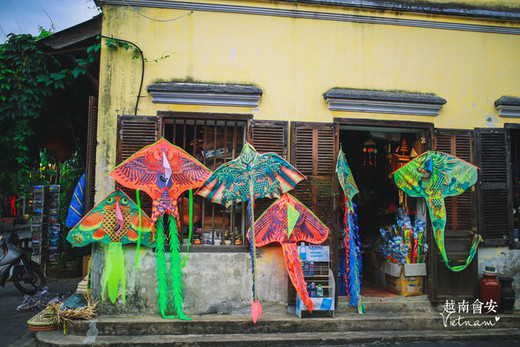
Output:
[
  {"xmin": 110, "ymin": 138, "xmax": 212, "ymax": 319},
  {"xmin": 198, "ymin": 143, "xmax": 305, "ymax": 323},
  {"xmin": 66, "ymin": 189, "xmax": 155, "ymax": 304},
  {"xmin": 248, "ymin": 193, "xmax": 329, "ymax": 312},
  {"xmin": 394, "ymin": 151, "xmax": 481, "ymax": 272}
]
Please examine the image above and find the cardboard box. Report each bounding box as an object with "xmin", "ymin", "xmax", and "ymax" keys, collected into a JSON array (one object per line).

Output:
[
  {"xmin": 296, "ymin": 295, "xmax": 335, "ymax": 318},
  {"xmin": 382, "ymin": 262, "xmax": 426, "ymax": 296}
]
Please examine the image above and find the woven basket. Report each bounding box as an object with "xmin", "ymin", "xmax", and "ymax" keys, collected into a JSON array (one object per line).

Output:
[{"xmin": 27, "ymin": 307, "xmax": 59, "ymax": 332}]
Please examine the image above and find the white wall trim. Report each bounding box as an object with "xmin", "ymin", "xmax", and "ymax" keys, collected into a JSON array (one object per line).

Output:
[
  {"xmin": 495, "ymin": 96, "xmax": 520, "ymax": 118},
  {"xmin": 325, "ymin": 98, "xmax": 443, "ymax": 116},
  {"xmin": 99, "ymin": 0, "xmax": 520, "ymax": 36},
  {"xmin": 496, "ymin": 105, "xmax": 520, "ymax": 118},
  {"xmin": 149, "ymin": 91, "xmax": 262, "ymax": 107}
]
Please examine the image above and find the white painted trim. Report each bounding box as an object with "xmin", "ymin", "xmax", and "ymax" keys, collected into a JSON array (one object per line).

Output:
[
  {"xmin": 325, "ymin": 98, "xmax": 443, "ymax": 116},
  {"xmin": 100, "ymin": 0, "xmax": 520, "ymax": 35},
  {"xmin": 149, "ymin": 91, "xmax": 261, "ymax": 107},
  {"xmin": 496, "ymin": 105, "xmax": 520, "ymax": 118}
]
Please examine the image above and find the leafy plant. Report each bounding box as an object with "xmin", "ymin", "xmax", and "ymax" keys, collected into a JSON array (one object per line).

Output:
[{"xmin": 0, "ymin": 32, "xmax": 92, "ymax": 196}]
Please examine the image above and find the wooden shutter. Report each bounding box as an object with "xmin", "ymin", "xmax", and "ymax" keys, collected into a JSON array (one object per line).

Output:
[
  {"xmin": 475, "ymin": 128, "xmax": 513, "ymax": 245},
  {"xmin": 430, "ymin": 129, "xmax": 477, "ymax": 303},
  {"xmin": 290, "ymin": 122, "xmax": 338, "ymax": 305},
  {"xmin": 291, "ymin": 123, "xmax": 337, "ymax": 228},
  {"xmin": 250, "ymin": 120, "xmax": 288, "ymax": 159},
  {"xmin": 116, "ymin": 115, "xmax": 159, "ymax": 215},
  {"xmin": 250, "ymin": 120, "xmax": 288, "ymax": 217},
  {"xmin": 435, "ymin": 130, "xmax": 476, "ymax": 231},
  {"xmin": 85, "ymin": 96, "xmax": 98, "ymax": 210}
]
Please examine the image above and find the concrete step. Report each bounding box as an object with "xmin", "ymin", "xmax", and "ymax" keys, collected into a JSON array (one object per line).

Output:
[
  {"xmin": 36, "ymin": 328, "xmax": 520, "ymax": 347},
  {"xmin": 61, "ymin": 311, "xmax": 520, "ymax": 336},
  {"xmin": 338, "ymin": 295, "xmax": 436, "ymax": 313}
]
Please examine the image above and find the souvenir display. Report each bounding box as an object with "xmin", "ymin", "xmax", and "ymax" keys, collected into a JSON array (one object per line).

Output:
[
  {"xmin": 393, "ymin": 151, "xmax": 481, "ymax": 272},
  {"xmin": 66, "ymin": 189, "xmax": 155, "ymax": 303},
  {"xmin": 379, "ymin": 208, "xmax": 427, "ymax": 264},
  {"xmin": 110, "ymin": 138, "xmax": 212, "ymax": 319},
  {"xmin": 248, "ymin": 193, "xmax": 329, "ymax": 312},
  {"xmin": 336, "ymin": 146, "xmax": 364, "ymax": 313},
  {"xmin": 198, "ymin": 143, "xmax": 305, "ymax": 323}
]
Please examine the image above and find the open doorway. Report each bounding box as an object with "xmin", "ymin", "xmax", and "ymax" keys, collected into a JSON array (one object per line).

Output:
[{"xmin": 337, "ymin": 123, "xmax": 430, "ymax": 297}]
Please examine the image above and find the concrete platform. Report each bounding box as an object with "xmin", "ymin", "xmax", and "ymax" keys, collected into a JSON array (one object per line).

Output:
[{"xmin": 34, "ymin": 301, "xmax": 520, "ymax": 346}]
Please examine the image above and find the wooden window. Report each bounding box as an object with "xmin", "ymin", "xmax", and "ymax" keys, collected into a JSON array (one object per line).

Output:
[
  {"xmin": 291, "ymin": 122, "xmax": 337, "ymax": 227},
  {"xmin": 160, "ymin": 113, "xmax": 250, "ymax": 248},
  {"xmin": 116, "ymin": 115, "xmax": 158, "ymax": 216},
  {"xmin": 475, "ymin": 128, "xmax": 513, "ymax": 246},
  {"xmin": 250, "ymin": 120, "xmax": 288, "ymax": 217},
  {"xmin": 85, "ymin": 96, "xmax": 98, "ymax": 211}
]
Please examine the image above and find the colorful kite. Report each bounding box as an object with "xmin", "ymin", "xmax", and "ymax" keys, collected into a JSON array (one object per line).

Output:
[
  {"xmin": 110, "ymin": 138, "xmax": 212, "ymax": 319},
  {"xmin": 66, "ymin": 189, "xmax": 155, "ymax": 304},
  {"xmin": 198, "ymin": 143, "xmax": 305, "ymax": 323},
  {"xmin": 336, "ymin": 146, "xmax": 364, "ymax": 313},
  {"xmin": 248, "ymin": 193, "xmax": 329, "ymax": 312},
  {"xmin": 65, "ymin": 172, "xmax": 86, "ymax": 227},
  {"xmin": 393, "ymin": 151, "xmax": 481, "ymax": 272}
]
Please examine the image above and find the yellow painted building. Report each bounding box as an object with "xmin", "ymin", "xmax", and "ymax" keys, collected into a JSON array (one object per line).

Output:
[{"xmin": 92, "ymin": 0, "xmax": 520, "ymax": 313}]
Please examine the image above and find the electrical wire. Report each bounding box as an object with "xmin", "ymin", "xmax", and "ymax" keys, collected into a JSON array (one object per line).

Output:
[
  {"xmin": 121, "ymin": 0, "xmax": 193, "ymax": 22},
  {"xmin": 100, "ymin": 35, "xmax": 144, "ymax": 115}
]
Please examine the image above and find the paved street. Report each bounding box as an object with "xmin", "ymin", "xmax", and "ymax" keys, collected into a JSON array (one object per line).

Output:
[{"xmin": 0, "ymin": 276, "xmax": 81, "ymax": 347}]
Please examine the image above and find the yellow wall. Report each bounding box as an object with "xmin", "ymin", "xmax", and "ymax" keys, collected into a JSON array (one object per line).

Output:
[{"xmin": 96, "ymin": 0, "xmax": 520, "ymax": 198}]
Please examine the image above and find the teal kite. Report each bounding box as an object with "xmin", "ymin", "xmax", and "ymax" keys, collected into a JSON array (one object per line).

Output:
[
  {"xmin": 393, "ymin": 150, "xmax": 481, "ymax": 272},
  {"xmin": 336, "ymin": 145, "xmax": 364, "ymax": 313}
]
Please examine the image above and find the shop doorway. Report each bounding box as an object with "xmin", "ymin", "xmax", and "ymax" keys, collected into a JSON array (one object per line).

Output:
[{"xmin": 337, "ymin": 122, "xmax": 431, "ymax": 297}]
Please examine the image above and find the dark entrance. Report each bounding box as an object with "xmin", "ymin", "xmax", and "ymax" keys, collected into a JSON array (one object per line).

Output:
[{"xmin": 337, "ymin": 122, "xmax": 430, "ymax": 297}]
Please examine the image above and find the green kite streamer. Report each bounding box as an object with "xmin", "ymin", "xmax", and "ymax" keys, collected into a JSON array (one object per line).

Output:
[
  {"xmin": 103, "ymin": 243, "xmax": 126, "ymax": 304},
  {"xmin": 155, "ymin": 217, "xmax": 176, "ymax": 318},
  {"xmin": 169, "ymin": 215, "xmax": 191, "ymax": 320},
  {"xmin": 135, "ymin": 189, "xmax": 143, "ymax": 269}
]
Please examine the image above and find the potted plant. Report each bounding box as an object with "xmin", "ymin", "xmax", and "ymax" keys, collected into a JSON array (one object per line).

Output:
[{"xmin": 224, "ymin": 231, "xmax": 232, "ymax": 245}]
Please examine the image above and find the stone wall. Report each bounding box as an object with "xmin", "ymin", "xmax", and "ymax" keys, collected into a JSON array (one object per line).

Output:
[
  {"xmin": 478, "ymin": 247, "xmax": 520, "ymax": 310},
  {"xmin": 90, "ymin": 243, "xmax": 288, "ymax": 315}
]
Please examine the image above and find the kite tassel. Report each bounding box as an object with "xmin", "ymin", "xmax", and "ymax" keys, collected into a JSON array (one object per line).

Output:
[
  {"xmin": 169, "ymin": 214, "xmax": 191, "ymax": 320},
  {"xmin": 155, "ymin": 217, "xmax": 176, "ymax": 319},
  {"xmin": 102, "ymin": 243, "xmax": 126, "ymax": 304},
  {"xmin": 282, "ymin": 243, "xmax": 313, "ymax": 312}
]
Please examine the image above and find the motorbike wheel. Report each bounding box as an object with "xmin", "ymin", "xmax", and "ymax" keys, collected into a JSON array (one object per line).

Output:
[{"xmin": 13, "ymin": 263, "xmax": 46, "ymax": 295}]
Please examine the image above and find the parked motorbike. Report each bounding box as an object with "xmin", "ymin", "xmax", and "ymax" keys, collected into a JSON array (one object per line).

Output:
[{"xmin": 0, "ymin": 235, "xmax": 46, "ymax": 294}]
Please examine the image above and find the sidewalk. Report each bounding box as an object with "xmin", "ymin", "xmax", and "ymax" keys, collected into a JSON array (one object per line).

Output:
[{"xmin": 3, "ymin": 277, "xmax": 81, "ymax": 347}]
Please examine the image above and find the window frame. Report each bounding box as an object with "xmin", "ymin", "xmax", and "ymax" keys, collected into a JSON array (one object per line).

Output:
[{"xmin": 158, "ymin": 111, "xmax": 253, "ymax": 252}]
